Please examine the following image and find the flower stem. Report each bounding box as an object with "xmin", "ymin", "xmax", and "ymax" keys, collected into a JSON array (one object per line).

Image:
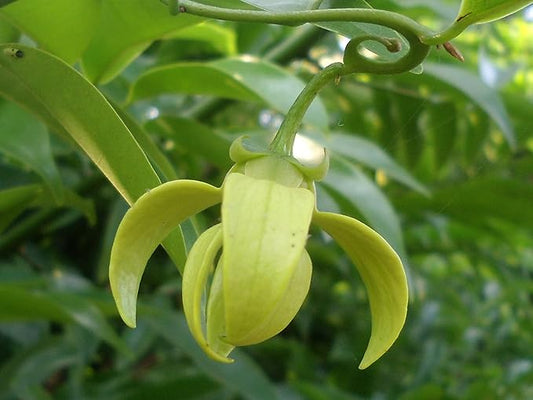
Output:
[{"xmin": 269, "ymin": 62, "xmax": 344, "ymax": 155}]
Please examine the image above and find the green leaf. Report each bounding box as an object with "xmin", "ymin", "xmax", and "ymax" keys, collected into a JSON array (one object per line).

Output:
[
  {"xmin": 243, "ymin": 0, "xmax": 408, "ymax": 61},
  {"xmin": 423, "ymin": 62, "xmax": 516, "ymax": 149},
  {"xmin": 0, "ymin": 100, "xmax": 63, "ymax": 201},
  {"xmin": 0, "ymin": 184, "xmax": 43, "ymax": 232},
  {"xmin": 313, "ymin": 210, "xmax": 407, "ymax": 369},
  {"xmin": 313, "ymin": 131, "xmax": 429, "ymax": 195},
  {"xmin": 0, "ymin": 0, "xmax": 101, "ymax": 63},
  {"xmin": 0, "ymin": 284, "xmax": 129, "ymax": 353},
  {"xmin": 146, "ymin": 311, "xmax": 280, "ymax": 400},
  {"xmin": 167, "ymin": 22, "xmax": 237, "ymax": 56},
  {"xmin": 322, "ymin": 158, "xmax": 406, "ymax": 259},
  {"xmin": 129, "ymin": 58, "xmax": 329, "ymax": 129},
  {"xmin": 112, "ymin": 106, "xmax": 178, "ymax": 182},
  {"xmin": 0, "ymin": 43, "xmax": 187, "ymax": 270},
  {"xmin": 0, "ymin": 337, "xmax": 78, "ymax": 397},
  {"xmin": 455, "ymin": 0, "xmax": 532, "ymax": 25},
  {"xmin": 109, "ymin": 180, "xmax": 221, "ymax": 328},
  {"xmin": 81, "ymin": 0, "xmax": 203, "ymax": 84},
  {"xmin": 147, "ymin": 116, "xmax": 232, "ymax": 169}
]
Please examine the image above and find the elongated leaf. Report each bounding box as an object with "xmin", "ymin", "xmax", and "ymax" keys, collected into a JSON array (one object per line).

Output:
[
  {"xmin": 321, "ymin": 158, "xmax": 406, "ymax": 259},
  {"xmin": 146, "ymin": 311, "xmax": 280, "ymax": 400},
  {"xmin": 0, "ymin": 100, "xmax": 63, "ymax": 201},
  {"xmin": 0, "ymin": 44, "xmax": 186, "ymax": 267},
  {"xmin": 313, "ymin": 132, "xmax": 429, "ymax": 195},
  {"xmin": 130, "ymin": 58, "xmax": 329, "ymax": 129},
  {"xmin": 423, "ymin": 62, "xmax": 516, "ymax": 149},
  {"xmin": 0, "ymin": 285, "xmax": 128, "ymax": 353},
  {"xmin": 113, "ymin": 106, "xmax": 178, "ymax": 181},
  {"xmin": 0, "ymin": 0, "xmax": 101, "ymax": 63},
  {"xmin": 167, "ymin": 22, "xmax": 237, "ymax": 56},
  {"xmin": 455, "ymin": 0, "xmax": 531, "ymax": 25},
  {"xmin": 243, "ymin": 0, "xmax": 407, "ymax": 60},
  {"xmin": 81, "ymin": 0, "xmax": 202, "ymax": 84},
  {"xmin": 110, "ymin": 180, "xmax": 221, "ymax": 327},
  {"xmin": 0, "ymin": 184, "xmax": 43, "ymax": 232},
  {"xmin": 147, "ymin": 117, "xmax": 232, "ymax": 169},
  {"xmin": 313, "ymin": 210, "xmax": 407, "ymax": 369}
]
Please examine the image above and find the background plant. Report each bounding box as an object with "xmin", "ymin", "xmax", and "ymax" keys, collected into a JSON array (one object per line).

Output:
[{"xmin": 0, "ymin": 1, "xmax": 531, "ymax": 399}]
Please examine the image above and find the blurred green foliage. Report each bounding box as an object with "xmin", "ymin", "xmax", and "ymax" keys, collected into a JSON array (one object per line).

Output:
[{"xmin": 0, "ymin": 1, "xmax": 531, "ymax": 399}]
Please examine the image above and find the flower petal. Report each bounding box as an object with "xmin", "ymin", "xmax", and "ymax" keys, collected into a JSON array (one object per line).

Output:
[
  {"xmin": 222, "ymin": 173, "xmax": 314, "ymax": 345},
  {"xmin": 234, "ymin": 250, "xmax": 312, "ymax": 345},
  {"xmin": 206, "ymin": 259, "xmax": 235, "ymax": 359},
  {"xmin": 109, "ymin": 180, "xmax": 221, "ymax": 328},
  {"xmin": 312, "ymin": 211, "xmax": 408, "ymax": 369},
  {"xmin": 182, "ymin": 224, "xmax": 233, "ymax": 363}
]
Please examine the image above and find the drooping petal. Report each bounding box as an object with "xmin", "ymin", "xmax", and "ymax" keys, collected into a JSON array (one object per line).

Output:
[
  {"xmin": 233, "ymin": 250, "xmax": 312, "ymax": 345},
  {"xmin": 222, "ymin": 173, "xmax": 314, "ymax": 345},
  {"xmin": 109, "ymin": 180, "xmax": 221, "ymax": 328},
  {"xmin": 312, "ymin": 211, "xmax": 408, "ymax": 369},
  {"xmin": 182, "ymin": 224, "xmax": 233, "ymax": 363},
  {"xmin": 206, "ymin": 259, "xmax": 235, "ymax": 359}
]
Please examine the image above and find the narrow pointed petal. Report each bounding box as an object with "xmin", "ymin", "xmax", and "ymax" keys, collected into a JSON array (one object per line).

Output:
[
  {"xmin": 222, "ymin": 173, "xmax": 314, "ymax": 345},
  {"xmin": 206, "ymin": 260, "xmax": 235, "ymax": 359},
  {"xmin": 109, "ymin": 180, "xmax": 221, "ymax": 328},
  {"xmin": 234, "ymin": 250, "xmax": 312, "ymax": 345},
  {"xmin": 312, "ymin": 211, "xmax": 408, "ymax": 369},
  {"xmin": 182, "ymin": 224, "xmax": 233, "ymax": 363}
]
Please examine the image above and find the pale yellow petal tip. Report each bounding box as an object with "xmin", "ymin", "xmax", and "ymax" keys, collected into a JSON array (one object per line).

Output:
[
  {"xmin": 202, "ymin": 344, "xmax": 235, "ymax": 364},
  {"xmin": 117, "ymin": 307, "xmax": 137, "ymax": 329}
]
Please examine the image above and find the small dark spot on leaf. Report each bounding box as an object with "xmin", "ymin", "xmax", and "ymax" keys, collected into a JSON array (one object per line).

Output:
[{"xmin": 456, "ymin": 12, "xmax": 472, "ymax": 22}]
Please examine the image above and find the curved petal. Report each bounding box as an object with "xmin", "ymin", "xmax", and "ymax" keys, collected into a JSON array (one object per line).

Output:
[
  {"xmin": 109, "ymin": 180, "xmax": 221, "ymax": 328},
  {"xmin": 222, "ymin": 173, "xmax": 314, "ymax": 345},
  {"xmin": 206, "ymin": 259, "xmax": 235, "ymax": 360},
  {"xmin": 312, "ymin": 211, "xmax": 408, "ymax": 369},
  {"xmin": 234, "ymin": 250, "xmax": 312, "ymax": 345},
  {"xmin": 182, "ymin": 224, "xmax": 233, "ymax": 363}
]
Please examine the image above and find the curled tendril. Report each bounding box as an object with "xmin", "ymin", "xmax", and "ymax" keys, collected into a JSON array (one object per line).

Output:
[{"xmin": 165, "ymin": 0, "xmax": 432, "ymax": 74}]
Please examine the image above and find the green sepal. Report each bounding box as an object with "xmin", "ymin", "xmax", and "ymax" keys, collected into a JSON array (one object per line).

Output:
[
  {"xmin": 312, "ymin": 211, "xmax": 408, "ymax": 369},
  {"xmin": 230, "ymin": 135, "xmax": 329, "ymax": 182},
  {"xmin": 109, "ymin": 180, "xmax": 222, "ymax": 328},
  {"xmin": 182, "ymin": 224, "xmax": 234, "ymax": 363},
  {"xmin": 455, "ymin": 0, "xmax": 531, "ymax": 26},
  {"xmin": 221, "ymin": 173, "xmax": 314, "ymax": 345}
]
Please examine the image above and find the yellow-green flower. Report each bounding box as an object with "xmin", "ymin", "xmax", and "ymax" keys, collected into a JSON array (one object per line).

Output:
[{"xmin": 109, "ymin": 136, "xmax": 407, "ymax": 369}]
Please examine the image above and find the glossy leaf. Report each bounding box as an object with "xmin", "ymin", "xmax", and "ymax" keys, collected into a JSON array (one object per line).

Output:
[
  {"xmin": 243, "ymin": 0, "xmax": 407, "ymax": 61},
  {"xmin": 312, "ymin": 211, "xmax": 408, "ymax": 369},
  {"xmin": 81, "ymin": 0, "xmax": 202, "ymax": 84},
  {"xmin": 322, "ymin": 158, "xmax": 406, "ymax": 259},
  {"xmin": 0, "ymin": 100, "xmax": 63, "ymax": 201},
  {"xmin": 0, "ymin": 43, "xmax": 189, "ymax": 272},
  {"xmin": 0, "ymin": 0, "xmax": 100, "ymax": 63},
  {"xmin": 147, "ymin": 117, "xmax": 232, "ymax": 169},
  {"xmin": 428, "ymin": 101, "xmax": 457, "ymax": 170},
  {"xmin": 129, "ymin": 58, "xmax": 329, "ymax": 129},
  {"xmin": 221, "ymin": 173, "xmax": 314, "ymax": 344},
  {"xmin": 110, "ymin": 180, "xmax": 222, "ymax": 328},
  {"xmin": 455, "ymin": 0, "xmax": 531, "ymax": 25}
]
